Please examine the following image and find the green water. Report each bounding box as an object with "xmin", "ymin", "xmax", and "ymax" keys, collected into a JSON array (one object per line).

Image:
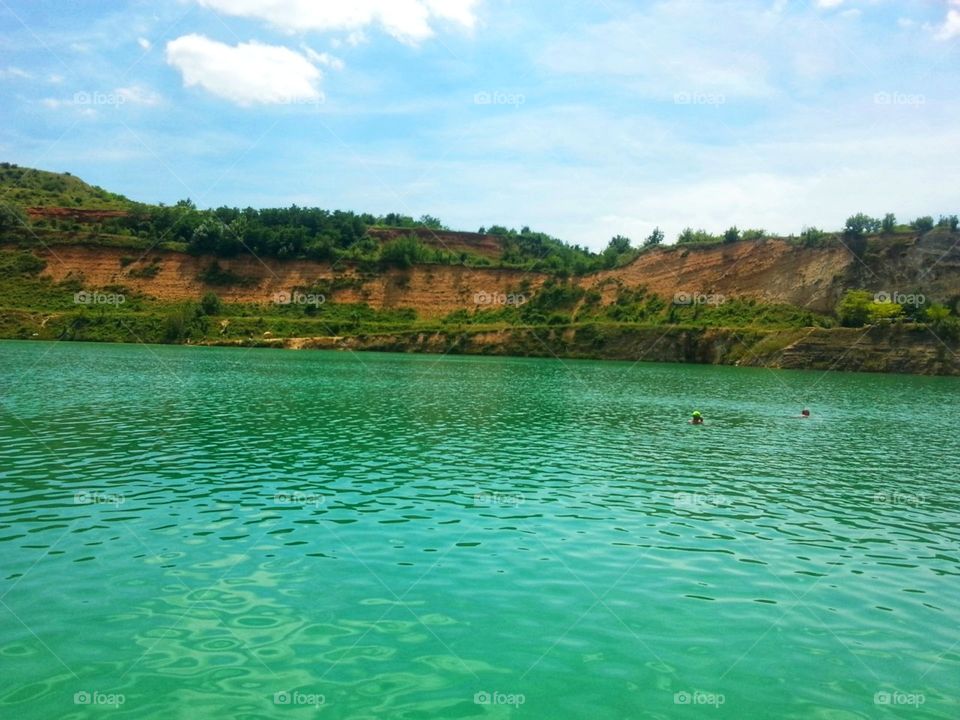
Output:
[{"xmin": 0, "ymin": 341, "xmax": 958, "ymax": 719}]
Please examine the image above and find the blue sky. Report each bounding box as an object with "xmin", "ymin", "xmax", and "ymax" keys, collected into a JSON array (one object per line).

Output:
[{"xmin": 2, "ymin": 0, "xmax": 958, "ymax": 249}]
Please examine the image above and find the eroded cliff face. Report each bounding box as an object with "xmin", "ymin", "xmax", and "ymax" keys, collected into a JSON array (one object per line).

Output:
[
  {"xmin": 18, "ymin": 229, "xmax": 960, "ymax": 318},
  {"xmin": 30, "ymin": 244, "xmax": 545, "ymax": 317},
  {"xmin": 586, "ymin": 240, "xmax": 853, "ymax": 312}
]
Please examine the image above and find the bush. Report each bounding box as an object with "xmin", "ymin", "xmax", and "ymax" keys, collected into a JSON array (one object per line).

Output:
[
  {"xmin": 380, "ymin": 236, "xmax": 429, "ymax": 268},
  {"xmin": 200, "ymin": 291, "xmax": 221, "ymax": 316},
  {"xmin": 836, "ymin": 290, "xmax": 873, "ymax": 327},
  {"xmin": 911, "ymin": 216, "xmax": 934, "ymax": 234}
]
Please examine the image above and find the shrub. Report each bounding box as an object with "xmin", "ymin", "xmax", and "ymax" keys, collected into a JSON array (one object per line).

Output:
[
  {"xmin": 200, "ymin": 291, "xmax": 221, "ymax": 316},
  {"xmin": 836, "ymin": 290, "xmax": 873, "ymax": 327}
]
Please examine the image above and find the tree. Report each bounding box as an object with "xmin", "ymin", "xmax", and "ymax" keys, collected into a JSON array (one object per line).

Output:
[
  {"xmin": 836, "ymin": 290, "xmax": 873, "ymax": 327},
  {"xmin": 380, "ymin": 235, "xmax": 429, "ymax": 268},
  {"xmin": 723, "ymin": 226, "xmax": 740, "ymax": 244},
  {"xmin": 800, "ymin": 227, "xmax": 826, "ymax": 247},
  {"xmin": 200, "ymin": 291, "xmax": 221, "ymax": 316},
  {"xmin": 881, "ymin": 213, "xmax": 896, "ymax": 233},
  {"xmin": 867, "ymin": 300, "xmax": 903, "ymax": 323},
  {"xmin": 0, "ymin": 203, "xmax": 27, "ymax": 232},
  {"xmin": 741, "ymin": 228, "xmax": 765, "ymax": 242},
  {"xmin": 643, "ymin": 227, "xmax": 664, "ymax": 247},
  {"xmin": 925, "ymin": 303, "xmax": 951, "ymax": 325},
  {"xmin": 911, "ymin": 216, "xmax": 934, "ymax": 234},
  {"xmin": 845, "ymin": 213, "xmax": 880, "ymax": 238},
  {"xmin": 418, "ymin": 214, "xmax": 443, "ymax": 230},
  {"xmin": 606, "ymin": 235, "xmax": 632, "ymax": 254}
]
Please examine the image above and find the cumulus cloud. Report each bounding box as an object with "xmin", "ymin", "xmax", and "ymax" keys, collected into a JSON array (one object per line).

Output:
[
  {"xmin": 193, "ymin": 0, "xmax": 480, "ymax": 43},
  {"xmin": 165, "ymin": 34, "xmax": 324, "ymax": 106},
  {"xmin": 937, "ymin": 2, "xmax": 960, "ymax": 40},
  {"xmin": 138, "ymin": 37, "xmax": 152, "ymax": 50}
]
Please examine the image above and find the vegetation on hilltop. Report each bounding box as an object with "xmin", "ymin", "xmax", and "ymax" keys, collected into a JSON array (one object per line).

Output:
[
  {"xmin": 0, "ymin": 163, "xmax": 137, "ymax": 210},
  {"xmin": 1, "ymin": 166, "xmax": 958, "ymax": 283}
]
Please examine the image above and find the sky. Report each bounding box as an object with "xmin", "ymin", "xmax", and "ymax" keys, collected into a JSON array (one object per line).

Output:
[{"xmin": 1, "ymin": 0, "xmax": 958, "ymax": 250}]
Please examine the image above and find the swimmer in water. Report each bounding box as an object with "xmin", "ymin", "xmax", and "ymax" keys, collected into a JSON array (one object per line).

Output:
[
  {"xmin": 690, "ymin": 411, "xmax": 704, "ymax": 425},
  {"xmin": 800, "ymin": 409, "xmax": 810, "ymax": 418}
]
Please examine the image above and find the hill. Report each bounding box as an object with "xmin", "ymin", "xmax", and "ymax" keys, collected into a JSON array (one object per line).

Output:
[
  {"xmin": 0, "ymin": 165, "xmax": 958, "ymax": 374},
  {"xmin": 0, "ymin": 163, "xmax": 138, "ymax": 210}
]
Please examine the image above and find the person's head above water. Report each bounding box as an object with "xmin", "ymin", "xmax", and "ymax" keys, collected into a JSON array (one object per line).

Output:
[
  {"xmin": 692, "ymin": 411, "xmax": 702, "ymax": 419},
  {"xmin": 801, "ymin": 409, "xmax": 810, "ymax": 417}
]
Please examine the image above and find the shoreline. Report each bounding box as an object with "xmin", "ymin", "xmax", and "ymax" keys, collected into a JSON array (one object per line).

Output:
[{"xmin": 5, "ymin": 323, "xmax": 958, "ymax": 376}]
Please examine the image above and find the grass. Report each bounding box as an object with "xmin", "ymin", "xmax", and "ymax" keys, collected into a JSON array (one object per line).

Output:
[{"xmin": 0, "ymin": 164, "xmax": 137, "ymax": 210}]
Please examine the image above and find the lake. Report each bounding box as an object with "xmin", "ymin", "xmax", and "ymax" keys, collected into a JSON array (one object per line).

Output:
[{"xmin": 1, "ymin": 340, "xmax": 958, "ymax": 719}]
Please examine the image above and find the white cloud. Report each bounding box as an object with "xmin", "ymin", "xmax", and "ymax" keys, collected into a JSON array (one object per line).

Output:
[
  {"xmin": 193, "ymin": 0, "xmax": 480, "ymax": 43},
  {"xmin": 302, "ymin": 45, "xmax": 345, "ymax": 71},
  {"xmin": 937, "ymin": 4, "xmax": 960, "ymax": 40},
  {"xmin": 817, "ymin": 0, "xmax": 844, "ymax": 8},
  {"xmin": 138, "ymin": 37, "xmax": 152, "ymax": 50},
  {"xmin": 0, "ymin": 66, "xmax": 32, "ymax": 80},
  {"xmin": 165, "ymin": 34, "xmax": 324, "ymax": 106}
]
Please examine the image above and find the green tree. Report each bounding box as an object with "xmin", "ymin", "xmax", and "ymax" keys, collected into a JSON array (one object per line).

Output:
[
  {"xmin": 643, "ymin": 227, "xmax": 664, "ymax": 247},
  {"xmin": 418, "ymin": 214, "xmax": 443, "ymax": 230},
  {"xmin": 911, "ymin": 216, "xmax": 934, "ymax": 234},
  {"xmin": 800, "ymin": 227, "xmax": 826, "ymax": 247},
  {"xmin": 723, "ymin": 226, "xmax": 740, "ymax": 244},
  {"xmin": 845, "ymin": 213, "xmax": 880, "ymax": 238},
  {"xmin": 925, "ymin": 303, "xmax": 951, "ymax": 324},
  {"xmin": 380, "ymin": 236, "xmax": 429, "ymax": 268},
  {"xmin": 867, "ymin": 300, "xmax": 903, "ymax": 323},
  {"xmin": 0, "ymin": 203, "xmax": 27, "ymax": 232},
  {"xmin": 881, "ymin": 213, "xmax": 896, "ymax": 233},
  {"xmin": 606, "ymin": 235, "xmax": 632, "ymax": 254},
  {"xmin": 836, "ymin": 290, "xmax": 873, "ymax": 327},
  {"xmin": 200, "ymin": 291, "xmax": 221, "ymax": 316}
]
